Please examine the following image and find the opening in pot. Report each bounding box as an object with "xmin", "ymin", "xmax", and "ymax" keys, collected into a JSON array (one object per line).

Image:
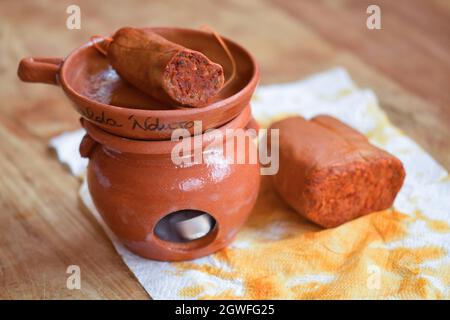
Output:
[{"xmin": 154, "ymin": 210, "xmax": 218, "ymax": 250}]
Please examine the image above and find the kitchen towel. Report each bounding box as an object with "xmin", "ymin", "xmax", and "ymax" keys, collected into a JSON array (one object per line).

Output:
[{"xmin": 50, "ymin": 68, "xmax": 450, "ymax": 299}]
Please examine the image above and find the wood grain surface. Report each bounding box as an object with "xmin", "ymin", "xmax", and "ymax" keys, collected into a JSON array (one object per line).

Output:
[{"xmin": 0, "ymin": 0, "xmax": 448, "ymax": 299}]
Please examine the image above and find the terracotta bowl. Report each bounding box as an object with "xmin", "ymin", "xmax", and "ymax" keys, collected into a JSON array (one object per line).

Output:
[
  {"xmin": 80, "ymin": 105, "xmax": 261, "ymax": 261},
  {"xmin": 18, "ymin": 27, "xmax": 259, "ymax": 140}
]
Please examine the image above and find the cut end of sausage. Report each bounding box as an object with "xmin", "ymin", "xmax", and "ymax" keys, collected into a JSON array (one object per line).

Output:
[
  {"xmin": 164, "ymin": 50, "xmax": 225, "ymax": 107},
  {"xmin": 302, "ymin": 157, "xmax": 406, "ymax": 228}
]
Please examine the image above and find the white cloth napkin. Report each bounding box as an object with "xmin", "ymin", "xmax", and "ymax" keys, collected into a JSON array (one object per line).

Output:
[{"xmin": 50, "ymin": 68, "xmax": 450, "ymax": 299}]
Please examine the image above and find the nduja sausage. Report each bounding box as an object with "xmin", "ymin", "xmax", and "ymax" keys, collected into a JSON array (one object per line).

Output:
[
  {"xmin": 104, "ymin": 27, "xmax": 225, "ymax": 108},
  {"xmin": 270, "ymin": 115, "xmax": 405, "ymax": 228}
]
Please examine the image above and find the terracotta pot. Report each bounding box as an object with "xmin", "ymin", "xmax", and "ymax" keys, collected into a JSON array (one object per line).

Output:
[
  {"xmin": 80, "ymin": 105, "xmax": 261, "ymax": 261},
  {"xmin": 18, "ymin": 27, "xmax": 259, "ymax": 140}
]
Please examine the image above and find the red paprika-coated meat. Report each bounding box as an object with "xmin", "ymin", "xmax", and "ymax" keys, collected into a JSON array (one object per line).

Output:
[
  {"xmin": 270, "ymin": 115, "xmax": 406, "ymax": 228},
  {"xmin": 107, "ymin": 27, "xmax": 225, "ymax": 107}
]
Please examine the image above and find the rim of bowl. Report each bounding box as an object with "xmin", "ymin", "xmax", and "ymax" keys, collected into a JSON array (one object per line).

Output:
[
  {"xmin": 60, "ymin": 27, "xmax": 259, "ymax": 119},
  {"xmin": 83, "ymin": 104, "xmax": 252, "ymax": 155}
]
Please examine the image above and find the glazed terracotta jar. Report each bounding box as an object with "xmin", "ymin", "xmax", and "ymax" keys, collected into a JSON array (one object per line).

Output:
[
  {"xmin": 18, "ymin": 27, "xmax": 261, "ymax": 261},
  {"xmin": 80, "ymin": 105, "xmax": 260, "ymax": 261}
]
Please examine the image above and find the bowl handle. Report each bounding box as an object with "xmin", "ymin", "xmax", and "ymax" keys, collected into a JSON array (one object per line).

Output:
[
  {"xmin": 79, "ymin": 133, "xmax": 97, "ymax": 159},
  {"xmin": 17, "ymin": 57, "xmax": 63, "ymax": 85}
]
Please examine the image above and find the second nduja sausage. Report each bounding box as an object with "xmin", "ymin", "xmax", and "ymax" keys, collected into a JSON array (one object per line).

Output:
[
  {"xmin": 106, "ymin": 27, "xmax": 225, "ymax": 107},
  {"xmin": 270, "ymin": 115, "xmax": 406, "ymax": 228}
]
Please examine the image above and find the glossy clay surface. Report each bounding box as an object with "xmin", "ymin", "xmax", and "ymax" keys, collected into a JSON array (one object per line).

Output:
[{"xmin": 81, "ymin": 105, "xmax": 261, "ymax": 261}]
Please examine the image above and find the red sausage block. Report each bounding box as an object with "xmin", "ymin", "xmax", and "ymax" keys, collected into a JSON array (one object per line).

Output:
[
  {"xmin": 108, "ymin": 27, "xmax": 225, "ymax": 108},
  {"xmin": 270, "ymin": 115, "xmax": 406, "ymax": 228}
]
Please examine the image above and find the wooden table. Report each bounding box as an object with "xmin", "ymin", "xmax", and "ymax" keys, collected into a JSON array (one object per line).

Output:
[{"xmin": 1, "ymin": 0, "xmax": 449, "ymax": 299}]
